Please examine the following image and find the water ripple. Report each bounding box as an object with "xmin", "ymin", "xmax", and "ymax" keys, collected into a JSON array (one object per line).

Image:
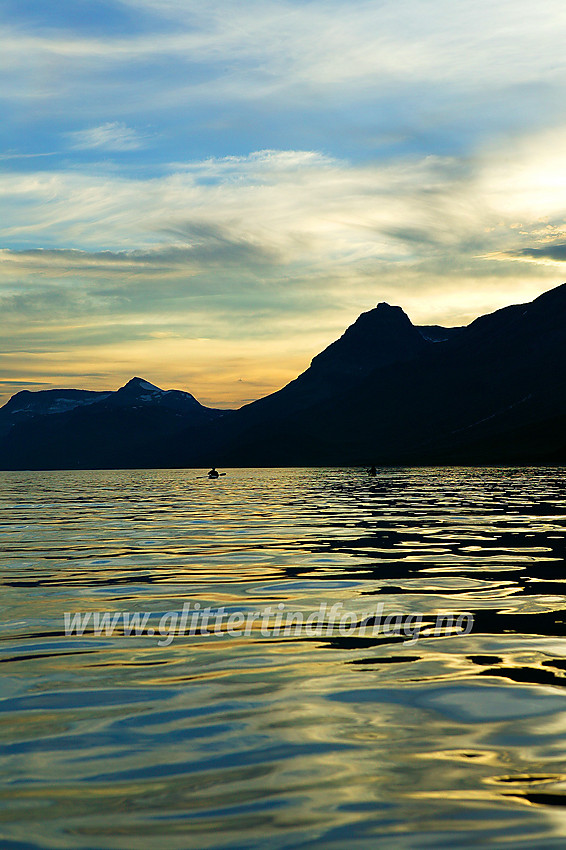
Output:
[{"xmin": 2, "ymin": 467, "xmax": 566, "ymax": 848}]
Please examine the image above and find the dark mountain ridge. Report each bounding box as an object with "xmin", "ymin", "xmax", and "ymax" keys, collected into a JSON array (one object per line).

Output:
[
  {"xmin": 0, "ymin": 377, "xmax": 227, "ymax": 469},
  {"xmin": 227, "ymin": 302, "xmax": 430, "ymax": 424},
  {"xmin": 163, "ymin": 282, "xmax": 566, "ymax": 467},
  {"xmin": 0, "ymin": 388, "xmax": 111, "ymax": 438},
  {"xmin": 1, "ymin": 283, "xmax": 566, "ymax": 468}
]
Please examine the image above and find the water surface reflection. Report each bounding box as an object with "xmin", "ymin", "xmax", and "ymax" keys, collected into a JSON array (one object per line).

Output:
[{"xmin": 2, "ymin": 467, "xmax": 566, "ymax": 848}]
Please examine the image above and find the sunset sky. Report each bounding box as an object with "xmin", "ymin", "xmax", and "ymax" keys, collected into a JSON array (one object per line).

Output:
[{"xmin": 2, "ymin": 0, "xmax": 566, "ymax": 407}]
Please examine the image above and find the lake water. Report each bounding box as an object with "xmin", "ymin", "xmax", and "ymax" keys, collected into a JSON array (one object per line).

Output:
[{"xmin": 2, "ymin": 467, "xmax": 566, "ymax": 849}]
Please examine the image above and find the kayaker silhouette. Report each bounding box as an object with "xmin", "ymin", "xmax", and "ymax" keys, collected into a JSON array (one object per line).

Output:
[
  {"xmin": 208, "ymin": 467, "xmax": 220, "ymax": 479},
  {"xmin": 368, "ymin": 465, "xmax": 377, "ymax": 476}
]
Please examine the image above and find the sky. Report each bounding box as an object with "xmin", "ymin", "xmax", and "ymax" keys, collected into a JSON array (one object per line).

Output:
[{"xmin": 1, "ymin": 0, "xmax": 566, "ymax": 408}]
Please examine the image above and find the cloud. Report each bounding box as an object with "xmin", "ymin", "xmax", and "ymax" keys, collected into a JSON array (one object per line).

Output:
[
  {"xmin": 0, "ymin": 140, "xmax": 564, "ymax": 333},
  {"xmin": 0, "ymin": 152, "xmax": 58, "ymax": 161},
  {"xmin": 3, "ymin": 110, "xmax": 566, "ymax": 402},
  {"xmin": 2, "ymin": 0, "xmax": 566, "ymax": 143},
  {"xmin": 2, "ymin": 1, "xmax": 566, "ymax": 405},
  {"xmin": 504, "ymin": 243, "xmax": 566, "ymax": 263},
  {"xmin": 0, "ymin": 380, "xmax": 49, "ymax": 386},
  {"xmin": 67, "ymin": 122, "xmax": 146, "ymax": 151},
  {"xmin": 4, "ymin": 1, "xmax": 564, "ymax": 89}
]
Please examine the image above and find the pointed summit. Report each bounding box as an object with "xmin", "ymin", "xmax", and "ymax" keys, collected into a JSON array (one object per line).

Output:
[
  {"xmin": 309, "ymin": 301, "xmax": 427, "ymax": 377},
  {"xmin": 112, "ymin": 377, "xmax": 166, "ymax": 404},
  {"xmin": 120, "ymin": 377, "xmax": 162, "ymax": 393},
  {"xmin": 240, "ymin": 300, "xmax": 430, "ymax": 417}
]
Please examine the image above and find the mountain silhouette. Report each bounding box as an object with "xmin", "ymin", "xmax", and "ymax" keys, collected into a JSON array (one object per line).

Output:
[
  {"xmin": 221, "ymin": 302, "xmax": 429, "ymax": 426},
  {"xmin": 0, "ymin": 378, "xmax": 226, "ymax": 469},
  {"xmin": 166, "ymin": 282, "xmax": 566, "ymax": 467},
  {"xmin": 1, "ymin": 283, "xmax": 566, "ymax": 468},
  {"xmin": 215, "ymin": 282, "xmax": 566, "ymax": 466}
]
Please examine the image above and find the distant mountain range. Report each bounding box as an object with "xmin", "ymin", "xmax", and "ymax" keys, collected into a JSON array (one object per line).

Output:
[
  {"xmin": 2, "ymin": 283, "xmax": 566, "ymax": 468},
  {"xmin": 0, "ymin": 377, "xmax": 226, "ymax": 469}
]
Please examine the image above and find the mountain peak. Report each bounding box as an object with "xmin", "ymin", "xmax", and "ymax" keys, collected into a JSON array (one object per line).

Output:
[
  {"xmin": 358, "ymin": 301, "xmax": 410, "ymax": 325},
  {"xmin": 309, "ymin": 301, "xmax": 425, "ymax": 376},
  {"xmin": 375, "ymin": 301, "xmax": 402, "ymax": 311},
  {"xmin": 109, "ymin": 377, "xmax": 221, "ymax": 416},
  {"xmin": 123, "ymin": 377, "xmax": 162, "ymax": 392}
]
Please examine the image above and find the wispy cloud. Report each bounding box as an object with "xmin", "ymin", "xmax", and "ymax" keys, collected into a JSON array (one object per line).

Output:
[
  {"xmin": 2, "ymin": 0, "xmax": 566, "ymax": 404},
  {"xmin": 0, "ymin": 380, "xmax": 50, "ymax": 386},
  {"xmin": 0, "ymin": 152, "xmax": 58, "ymax": 160},
  {"xmin": 504, "ymin": 243, "xmax": 566, "ymax": 264},
  {"xmin": 67, "ymin": 122, "xmax": 147, "ymax": 151},
  {"xmin": 1, "ymin": 140, "xmax": 564, "ymax": 327},
  {"xmin": 4, "ymin": 1, "xmax": 565, "ymax": 87},
  {"xmin": 2, "ymin": 0, "xmax": 565, "ymax": 138}
]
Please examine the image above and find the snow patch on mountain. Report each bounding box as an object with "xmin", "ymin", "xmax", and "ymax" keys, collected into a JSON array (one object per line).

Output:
[{"xmin": 131, "ymin": 378, "xmax": 161, "ymax": 392}]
